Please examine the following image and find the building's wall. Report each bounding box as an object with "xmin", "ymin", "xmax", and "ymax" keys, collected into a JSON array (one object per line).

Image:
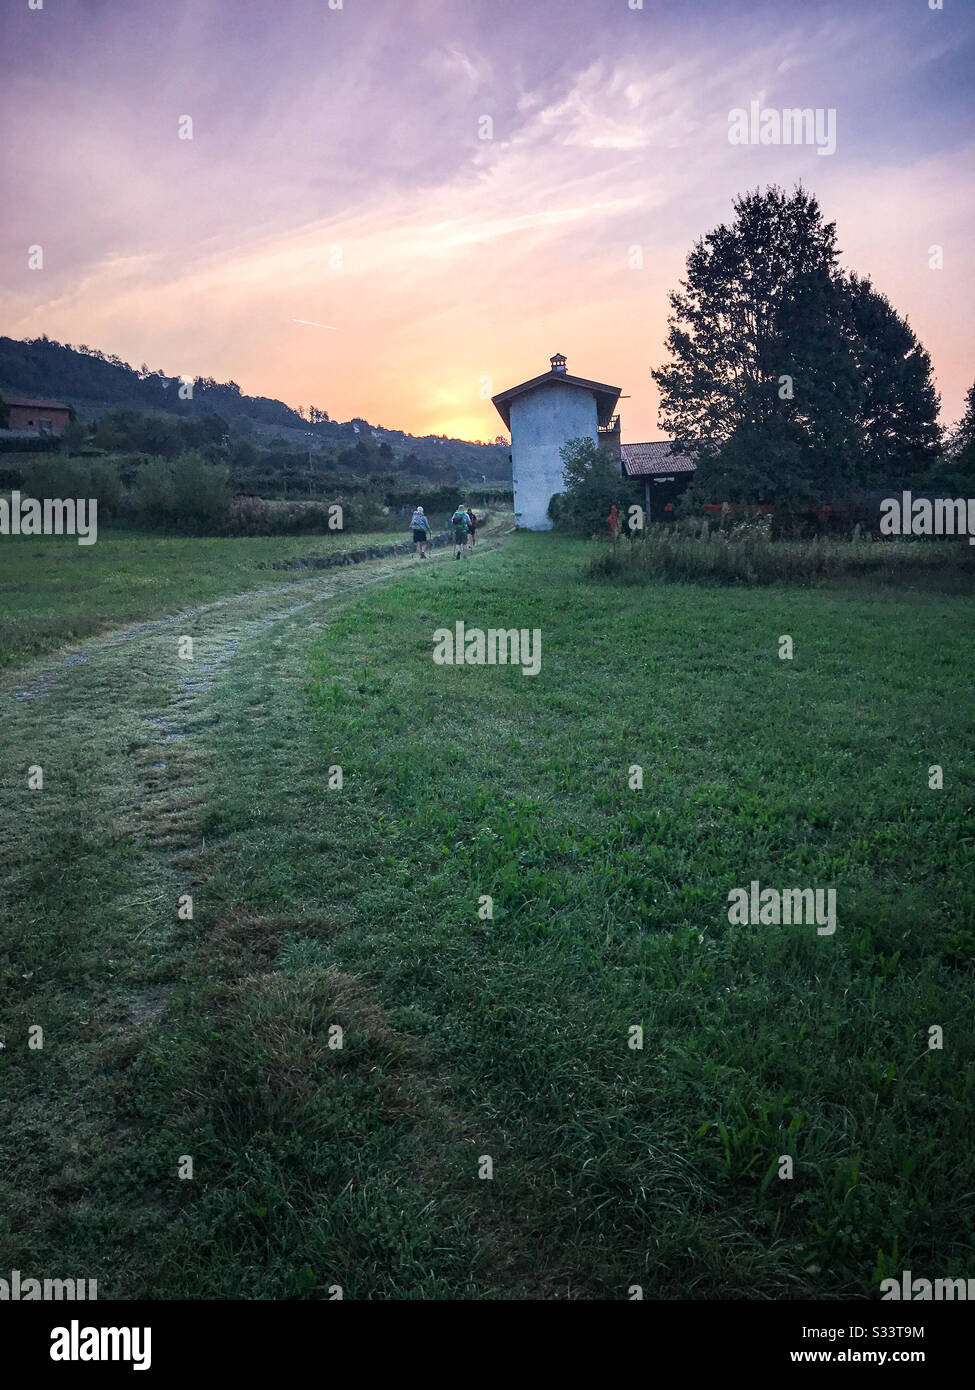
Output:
[
  {"xmin": 7, "ymin": 405, "xmax": 70, "ymax": 434},
  {"xmin": 510, "ymin": 382, "xmax": 599, "ymax": 530}
]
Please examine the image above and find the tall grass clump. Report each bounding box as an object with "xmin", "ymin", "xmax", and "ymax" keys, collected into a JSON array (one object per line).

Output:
[{"xmin": 588, "ymin": 520, "xmax": 975, "ymax": 589}]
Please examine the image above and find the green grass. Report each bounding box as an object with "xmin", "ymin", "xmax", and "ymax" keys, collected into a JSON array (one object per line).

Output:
[
  {"xmin": 1, "ymin": 530, "xmax": 973, "ymax": 1298},
  {"xmin": 0, "ymin": 528, "xmax": 407, "ymax": 670},
  {"xmin": 0, "ymin": 522, "xmax": 428, "ymax": 669}
]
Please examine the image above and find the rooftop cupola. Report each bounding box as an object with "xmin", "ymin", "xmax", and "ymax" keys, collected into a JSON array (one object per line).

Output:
[{"xmin": 550, "ymin": 353, "xmax": 567, "ymax": 374}]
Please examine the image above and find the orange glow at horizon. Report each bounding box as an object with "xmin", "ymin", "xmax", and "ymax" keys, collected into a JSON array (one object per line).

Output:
[{"xmin": 2, "ymin": 3, "xmax": 972, "ymax": 442}]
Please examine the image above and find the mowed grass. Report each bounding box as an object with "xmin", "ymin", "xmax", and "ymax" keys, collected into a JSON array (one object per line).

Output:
[
  {"xmin": 0, "ymin": 528, "xmax": 400, "ymax": 670},
  {"xmin": 2, "ymin": 531, "xmax": 973, "ymax": 1298}
]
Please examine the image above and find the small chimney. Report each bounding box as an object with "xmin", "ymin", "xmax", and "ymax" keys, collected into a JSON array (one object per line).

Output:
[{"xmin": 550, "ymin": 352, "xmax": 567, "ymax": 374}]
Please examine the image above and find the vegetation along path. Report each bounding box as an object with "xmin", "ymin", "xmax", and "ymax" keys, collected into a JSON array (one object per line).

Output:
[{"xmin": 1, "ymin": 525, "xmax": 973, "ymax": 1299}]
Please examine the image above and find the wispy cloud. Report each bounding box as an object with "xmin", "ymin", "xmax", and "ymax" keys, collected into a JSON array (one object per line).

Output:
[{"xmin": 1, "ymin": 0, "xmax": 972, "ymax": 437}]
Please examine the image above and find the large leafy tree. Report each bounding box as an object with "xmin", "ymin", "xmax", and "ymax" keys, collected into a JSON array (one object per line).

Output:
[
  {"xmin": 844, "ymin": 273, "xmax": 941, "ymax": 488},
  {"xmin": 549, "ymin": 437, "xmax": 629, "ymax": 534},
  {"xmin": 652, "ymin": 186, "xmax": 940, "ymax": 503}
]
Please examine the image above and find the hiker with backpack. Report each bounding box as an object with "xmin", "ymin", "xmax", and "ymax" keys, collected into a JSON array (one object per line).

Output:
[
  {"xmin": 465, "ymin": 506, "xmax": 478, "ymax": 548},
  {"xmin": 410, "ymin": 505, "xmax": 431, "ymax": 558},
  {"xmin": 451, "ymin": 505, "xmax": 470, "ymax": 558}
]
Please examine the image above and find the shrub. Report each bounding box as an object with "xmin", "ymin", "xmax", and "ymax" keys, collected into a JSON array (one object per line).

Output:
[
  {"xmin": 549, "ymin": 437, "xmax": 630, "ymax": 534},
  {"xmin": 15, "ymin": 456, "xmax": 123, "ymax": 521},
  {"xmin": 171, "ymin": 450, "xmax": 232, "ymax": 532},
  {"xmin": 59, "ymin": 420, "xmax": 88, "ymax": 454},
  {"xmin": 225, "ymin": 497, "xmax": 341, "ymax": 537},
  {"xmin": 131, "ymin": 456, "xmax": 175, "ymax": 527},
  {"xmin": 343, "ymin": 488, "xmax": 385, "ymax": 531},
  {"xmin": 22, "ymin": 456, "xmax": 91, "ymax": 500},
  {"xmin": 587, "ymin": 526, "xmax": 975, "ymax": 588},
  {"xmin": 87, "ymin": 459, "xmax": 124, "ymax": 521}
]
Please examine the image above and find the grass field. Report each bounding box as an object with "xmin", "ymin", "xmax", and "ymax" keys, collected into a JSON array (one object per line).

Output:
[
  {"xmin": 1, "ymin": 527, "xmax": 973, "ymax": 1299},
  {"xmin": 0, "ymin": 527, "xmax": 415, "ymax": 671}
]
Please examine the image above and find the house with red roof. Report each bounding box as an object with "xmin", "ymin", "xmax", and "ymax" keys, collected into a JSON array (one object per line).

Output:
[
  {"xmin": 2, "ymin": 396, "xmax": 73, "ymax": 435},
  {"xmin": 619, "ymin": 439, "xmax": 697, "ymax": 521}
]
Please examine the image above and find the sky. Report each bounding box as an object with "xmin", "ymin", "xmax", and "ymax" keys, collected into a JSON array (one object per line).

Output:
[{"xmin": 1, "ymin": 0, "xmax": 972, "ymax": 443}]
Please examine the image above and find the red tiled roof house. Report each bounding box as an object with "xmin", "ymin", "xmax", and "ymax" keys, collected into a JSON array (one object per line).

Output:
[
  {"xmin": 620, "ymin": 439, "xmax": 697, "ymax": 520},
  {"xmin": 3, "ymin": 396, "xmax": 73, "ymax": 435}
]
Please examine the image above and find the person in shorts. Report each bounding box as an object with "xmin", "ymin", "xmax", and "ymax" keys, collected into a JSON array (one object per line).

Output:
[
  {"xmin": 451, "ymin": 505, "xmax": 469, "ymax": 558},
  {"xmin": 410, "ymin": 506, "xmax": 431, "ymax": 558},
  {"xmin": 466, "ymin": 507, "xmax": 478, "ymax": 548}
]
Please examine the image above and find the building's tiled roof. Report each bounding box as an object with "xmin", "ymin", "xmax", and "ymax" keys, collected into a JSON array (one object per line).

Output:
[
  {"xmin": 3, "ymin": 396, "xmax": 71, "ymax": 411},
  {"xmin": 620, "ymin": 441, "xmax": 696, "ymax": 476}
]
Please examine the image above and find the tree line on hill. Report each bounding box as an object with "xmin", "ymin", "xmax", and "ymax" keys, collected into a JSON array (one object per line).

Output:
[
  {"xmin": 0, "ymin": 335, "xmax": 310, "ymax": 429},
  {"xmin": 0, "ymin": 335, "xmax": 511, "ymax": 478}
]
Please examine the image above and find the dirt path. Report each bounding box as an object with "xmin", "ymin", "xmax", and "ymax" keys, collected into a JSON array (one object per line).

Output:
[
  {"xmin": 3, "ymin": 517, "xmax": 513, "ymax": 917},
  {"xmin": 0, "ymin": 520, "xmax": 510, "ymax": 1287},
  {"xmin": 2, "ymin": 522, "xmax": 509, "ymax": 859},
  {"xmin": 2, "ymin": 515, "xmax": 508, "ymax": 708}
]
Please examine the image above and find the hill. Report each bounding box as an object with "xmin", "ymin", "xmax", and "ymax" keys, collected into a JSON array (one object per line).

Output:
[{"xmin": 0, "ymin": 335, "xmax": 510, "ymax": 478}]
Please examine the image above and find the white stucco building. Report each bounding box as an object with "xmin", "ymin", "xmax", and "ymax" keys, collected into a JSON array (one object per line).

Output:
[{"xmin": 492, "ymin": 354, "xmax": 622, "ymax": 530}]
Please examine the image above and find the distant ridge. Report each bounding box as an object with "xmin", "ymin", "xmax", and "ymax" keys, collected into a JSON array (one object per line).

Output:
[{"xmin": 0, "ymin": 335, "xmax": 508, "ymax": 468}]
